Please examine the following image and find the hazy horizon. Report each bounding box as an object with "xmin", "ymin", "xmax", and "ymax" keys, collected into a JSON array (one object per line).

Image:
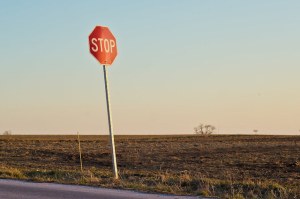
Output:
[
  {"xmin": 1, "ymin": 1, "xmax": 300, "ymax": 135},
  {"xmin": 3, "ymin": 129, "xmax": 300, "ymax": 136}
]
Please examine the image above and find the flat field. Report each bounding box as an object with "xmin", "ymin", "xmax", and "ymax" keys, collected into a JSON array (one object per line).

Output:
[{"xmin": 1, "ymin": 135, "xmax": 300, "ymax": 198}]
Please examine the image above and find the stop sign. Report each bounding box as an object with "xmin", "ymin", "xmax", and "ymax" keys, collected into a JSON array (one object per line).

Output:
[{"xmin": 89, "ymin": 26, "xmax": 118, "ymax": 65}]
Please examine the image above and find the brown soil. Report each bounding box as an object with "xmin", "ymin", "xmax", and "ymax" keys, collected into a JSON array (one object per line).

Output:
[{"xmin": 1, "ymin": 135, "xmax": 300, "ymax": 197}]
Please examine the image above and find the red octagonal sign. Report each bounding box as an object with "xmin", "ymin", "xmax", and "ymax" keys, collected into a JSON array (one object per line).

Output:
[{"xmin": 89, "ymin": 26, "xmax": 117, "ymax": 66}]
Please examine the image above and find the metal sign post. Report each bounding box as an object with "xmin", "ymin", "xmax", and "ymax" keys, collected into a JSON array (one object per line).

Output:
[{"xmin": 103, "ymin": 65, "xmax": 118, "ymax": 179}]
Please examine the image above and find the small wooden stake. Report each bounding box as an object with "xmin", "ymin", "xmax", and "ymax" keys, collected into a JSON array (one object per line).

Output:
[{"xmin": 77, "ymin": 131, "xmax": 83, "ymax": 173}]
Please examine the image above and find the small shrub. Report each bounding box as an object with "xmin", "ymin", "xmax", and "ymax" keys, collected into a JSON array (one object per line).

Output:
[
  {"xmin": 3, "ymin": 130, "xmax": 12, "ymax": 135},
  {"xmin": 194, "ymin": 123, "xmax": 215, "ymax": 136}
]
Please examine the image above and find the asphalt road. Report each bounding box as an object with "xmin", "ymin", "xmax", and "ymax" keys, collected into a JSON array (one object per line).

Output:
[{"xmin": 0, "ymin": 179, "xmax": 201, "ymax": 199}]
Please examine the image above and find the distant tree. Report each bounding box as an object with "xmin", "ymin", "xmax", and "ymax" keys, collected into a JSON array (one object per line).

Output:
[
  {"xmin": 194, "ymin": 123, "xmax": 215, "ymax": 136},
  {"xmin": 253, "ymin": 129, "xmax": 258, "ymax": 134},
  {"xmin": 3, "ymin": 130, "xmax": 12, "ymax": 135}
]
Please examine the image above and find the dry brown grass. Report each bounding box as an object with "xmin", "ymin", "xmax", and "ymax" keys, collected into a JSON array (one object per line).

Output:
[{"xmin": 0, "ymin": 135, "xmax": 300, "ymax": 198}]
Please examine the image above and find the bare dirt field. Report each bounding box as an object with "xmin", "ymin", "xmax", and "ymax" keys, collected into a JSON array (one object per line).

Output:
[{"xmin": 1, "ymin": 135, "xmax": 299, "ymax": 198}]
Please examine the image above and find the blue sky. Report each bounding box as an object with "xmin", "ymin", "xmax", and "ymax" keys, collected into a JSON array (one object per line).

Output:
[{"xmin": 0, "ymin": 1, "xmax": 300, "ymax": 134}]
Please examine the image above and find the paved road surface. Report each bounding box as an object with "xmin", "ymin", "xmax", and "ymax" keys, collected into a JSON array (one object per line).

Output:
[{"xmin": 0, "ymin": 179, "xmax": 201, "ymax": 199}]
